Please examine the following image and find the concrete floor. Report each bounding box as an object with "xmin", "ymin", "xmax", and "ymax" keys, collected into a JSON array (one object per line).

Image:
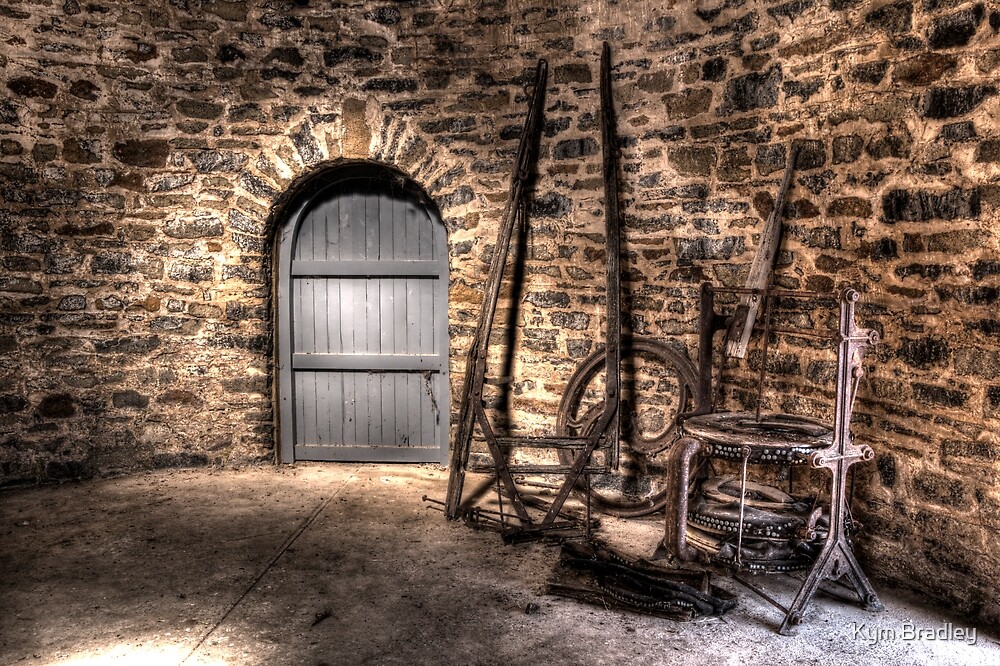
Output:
[{"xmin": 1, "ymin": 464, "xmax": 997, "ymax": 666}]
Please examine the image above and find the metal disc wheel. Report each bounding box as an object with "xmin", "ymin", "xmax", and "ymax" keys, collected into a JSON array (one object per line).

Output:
[{"xmin": 556, "ymin": 336, "xmax": 698, "ymax": 517}]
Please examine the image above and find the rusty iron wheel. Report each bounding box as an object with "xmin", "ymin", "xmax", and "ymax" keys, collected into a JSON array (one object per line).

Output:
[{"xmin": 556, "ymin": 337, "xmax": 698, "ymax": 518}]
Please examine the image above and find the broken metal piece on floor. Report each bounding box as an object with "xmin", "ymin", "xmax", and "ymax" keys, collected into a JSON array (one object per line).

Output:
[
  {"xmin": 456, "ymin": 485, "xmax": 600, "ymax": 544},
  {"xmin": 663, "ymin": 285, "xmax": 884, "ymax": 634},
  {"xmin": 546, "ymin": 540, "xmax": 737, "ymax": 621}
]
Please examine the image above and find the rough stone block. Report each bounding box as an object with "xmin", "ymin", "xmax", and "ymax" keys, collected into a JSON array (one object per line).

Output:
[
  {"xmin": 0, "ymin": 392, "xmax": 28, "ymax": 415},
  {"xmin": 165, "ymin": 217, "xmax": 224, "ymax": 238},
  {"xmin": 919, "ymin": 86, "xmax": 996, "ymax": 119},
  {"xmin": 675, "ymin": 236, "xmax": 744, "ymax": 262},
  {"xmin": 702, "ymin": 57, "xmax": 727, "ymax": 82},
  {"xmin": 168, "ymin": 260, "xmax": 215, "ymax": 283},
  {"xmin": 7, "ymin": 76, "xmax": 57, "ymax": 99},
  {"xmin": 218, "ymin": 44, "xmax": 247, "ymax": 62},
  {"xmin": 668, "ymin": 145, "xmax": 716, "ymax": 176},
  {"xmin": 554, "ymin": 63, "xmax": 592, "ymax": 84},
  {"xmin": 897, "ymin": 336, "xmax": 951, "ymax": 369},
  {"xmin": 199, "ymin": 0, "xmax": 248, "ymax": 21},
  {"xmin": 832, "ymin": 135, "xmax": 863, "ymax": 164},
  {"xmin": 782, "ymin": 78, "xmax": 823, "ymax": 102},
  {"xmin": 524, "ymin": 291, "xmax": 570, "ymax": 308},
  {"xmin": 719, "ymin": 146, "xmax": 752, "ymax": 182},
  {"xmin": 940, "ymin": 121, "xmax": 977, "ymax": 143},
  {"xmin": 754, "ymin": 143, "xmax": 785, "ymax": 175},
  {"xmin": 530, "ymin": 192, "xmax": 572, "ymax": 218},
  {"xmin": 112, "ymin": 390, "xmax": 150, "ymax": 409},
  {"xmin": 189, "ymin": 150, "xmax": 248, "ymax": 172},
  {"xmin": 928, "ymin": 4, "xmax": 985, "ymax": 50},
  {"xmin": 57, "ymin": 295, "xmax": 86, "ymax": 311},
  {"xmin": 36, "ymin": 393, "xmax": 76, "ymax": 418},
  {"xmin": 913, "ymin": 382, "xmax": 969, "ymax": 408},
  {"xmin": 113, "ymin": 140, "xmax": 170, "ymax": 168},
  {"xmin": 876, "ymin": 454, "xmax": 897, "ymax": 487},
  {"xmin": 792, "ymin": 139, "xmax": 825, "ymax": 170},
  {"xmin": 663, "ymin": 88, "xmax": 713, "ymax": 119},
  {"xmin": 882, "ymin": 188, "xmax": 980, "ymax": 222},
  {"xmin": 867, "ymin": 134, "xmax": 910, "ymax": 159},
  {"xmin": 893, "ymin": 53, "xmax": 958, "ymax": 86},
  {"xmin": 827, "ymin": 197, "xmax": 873, "ymax": 217},
  {"xmin": 176, "ymin": 100, "xmax": 225, "ymax": 120},
  {"xmin": 767, "ymin": 0, "xmax": 815, "ymax": 22},
  {"xmin": 0, "ymin": 277, "xmax": 42, "ymax": 294},
  {"xmin": 865, "ymin": 1, "xmax": 913, "ymax": 33},
  {"xmin": 975, "ymin": 139, "xmax": 1000, "ymax": 162},
  {"xmin": 94, "ymin": 336, "xmax": 160, "ymax": 354},
  {"xmin": 552, "ymin": 137, "xmax": 598, "ymax": 160},
  {"xmin": 91, "ymin": 253, "xmax": 135, "ymax": 275},
  {"xmin": 913, "ymin": 471, "xmax": 969, "ymax": 509},
  {"xmin": 718, "ymin": 65, "xmax": 781, "ymax": 115}
]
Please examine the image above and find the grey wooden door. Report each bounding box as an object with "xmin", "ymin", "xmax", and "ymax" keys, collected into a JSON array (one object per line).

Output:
[{"xmin": 277, "ymin": 167, "xmax": 449, "ymax": 464}]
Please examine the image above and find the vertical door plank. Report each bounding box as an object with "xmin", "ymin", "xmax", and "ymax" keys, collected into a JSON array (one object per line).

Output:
[
  {"xmin": 321, "ymin": 191, "xmax": 332, "ymax": 261},
  {"xmin": 340, "ymin": 281, "xmax": 357, "ymax": 446},
  {"xmin": 393, "ymin": 189, "xmax": 408, "ymax": 260},
  {"xmin": 315, "ymin": 369, "xmax": 330, "ymax": 444},
  {"xmin": 338, "ymin": 192, "xmax": 357, "ymax": 444},
  {"xmin": 339, "ymin": 184, "xmax": 354, "ymax": 260},
  {"xmin": 327, "ymin": 278, "xmax": 342, "ymax": 355},
  {"xmin": 379, "ymin": 184, "xmax": 394, "ymax": 260},
  {"xmin": 365, "ymin": 187, "xmax": 380, "ymax": 260},
  {"xmin": 294, "ymin": 371, "xmax": 306, "ymax": 444},
  {"xmin": 292, "ymin": 278, "xmax": 304, "ymax": 354},
  {"xmin": 391, "ymin": 194, "xmax": 408, "ymax": 443},
  {"xmin": 314, "ymin": 277, "xmax": 329, "ymax": 354},
  {"xmin": 299, "ymin": 372, "xmax": 316, "ymax": 446},
  {"xmin": 351, "ymin": 188, "xmax": 368, "ymax": 259},
  {"xmin": 296, "ymin": 206, "xmax": 314, "ymax": 261},
  {"xmin": 414, "ymin": 202, "xmax": 432, "ymax": 261},
  {"xmin": 296, "ymin": 279, "xmax": 315, "ymax": 353},
  {"xmin": 364, "ymin": 191, "xmax": 382, "ymax": 447}
]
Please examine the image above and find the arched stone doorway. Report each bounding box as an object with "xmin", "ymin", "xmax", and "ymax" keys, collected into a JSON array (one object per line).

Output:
[{"xmin": 275, "ymin": 162, "xmax": 449, "ymax": 464}]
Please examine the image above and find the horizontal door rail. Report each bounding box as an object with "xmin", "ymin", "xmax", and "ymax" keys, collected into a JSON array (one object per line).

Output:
[
  {"xmin": 295, "ymin": 444, "xmax": 442, "ymax": 463},
  {"xmin": 292, "ymin": 259, "xmax": 443, "ymax": 277},
  {"xmin": 292, "ymin": 352, "xmax": 445, "ymax": 372}
]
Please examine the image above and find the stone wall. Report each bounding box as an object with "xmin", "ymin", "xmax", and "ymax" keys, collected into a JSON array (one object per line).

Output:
[{"xmin": 1, "ymin": 0, "xmax": 999, "ymax": 625}]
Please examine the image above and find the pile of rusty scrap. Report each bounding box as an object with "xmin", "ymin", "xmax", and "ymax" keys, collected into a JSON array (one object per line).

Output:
[
  {"xmin": 546, "ymin": 540, "xmax": 736, "ymax": 621},
  {"xmin": 439, "ymin": 42, "xmax": 884, "ymax": 635}
]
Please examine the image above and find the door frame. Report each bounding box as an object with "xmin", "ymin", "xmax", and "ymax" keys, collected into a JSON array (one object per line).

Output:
[{"xmin": 273, "ymin": 161, "xmax": 450, "ymax": 464}]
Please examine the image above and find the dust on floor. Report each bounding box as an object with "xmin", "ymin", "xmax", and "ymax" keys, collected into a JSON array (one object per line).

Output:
[{"xmin": 1, "ymin": 463, "xmax": 997, "ymax": 666}]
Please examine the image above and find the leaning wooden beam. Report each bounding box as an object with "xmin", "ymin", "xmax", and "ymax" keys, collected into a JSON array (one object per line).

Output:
[
  {"xmin": 536, "ymin": 41, "xmax": 623, "ymax": 527},
  {"xmin": 444, "ymin": 60, "xmax": 548, "ymax": 520},
  {"xmin": 723, "ymin": 144, "xmax": 799, "ymax": 359}
]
